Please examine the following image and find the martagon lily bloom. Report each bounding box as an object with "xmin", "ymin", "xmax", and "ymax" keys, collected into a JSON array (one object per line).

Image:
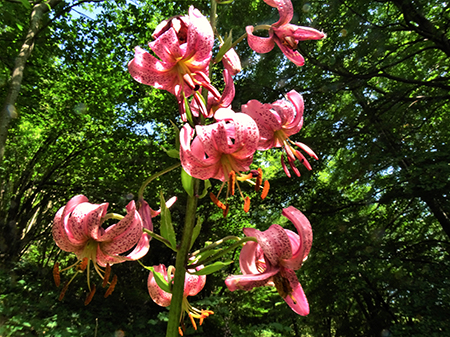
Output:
[
  {"xmin": 148, "ymin": 264, "xmax": 213, "ymax": 334},
  {"xmin": 241, "ymin": 90, "xmax": 318, "ymax": 177},
  {"xmin": 128, "ymin": 6, "xmax": 219, "ymax": 120},
  {"xmin": 180, "ymin": 108, "xmax": 267, "ymax": 214},
  {"xmin": 246, "ymin": 0, "xmax": 325, "ymax": 66},
  {"xmin": 225, "ymin": 206, "xmax": 313, "ymax": 315},
  {"xmin": 52, "ymin": 195, "xmax": 149, "ymax": 303}
]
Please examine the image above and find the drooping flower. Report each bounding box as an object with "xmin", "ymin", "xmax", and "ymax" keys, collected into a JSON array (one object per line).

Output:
[
  {"xmin": 52, "ymin": 195, "xmax": 147, "ymax": 301},
  {"xmin": 128, "ymin": 6, "xmax": 218, "ymax": 120},
  {"xmin": 148, "ymin": 264, "xmax": 213, "ymax": 333},
  {"xmin": 225, "ymin": 206, "xmax": 313, "ymax": 315},
  {"xmin": 222, "ymin": 48, "xmax": 242, "ymax": 76},
  {"xmin": 246, "ymin": 0, "xmax": 325, "ymax": 66},
  {"xmin": 180, "ymin": 108, "xmax": 267, "ymax": 213},
  {"xmin": 190, "ymin": 70, "xmax": 235, "ymax": 118},
  {"xmin": 241, "ymin": 90, "xmax": 318, "ymax": 177}
]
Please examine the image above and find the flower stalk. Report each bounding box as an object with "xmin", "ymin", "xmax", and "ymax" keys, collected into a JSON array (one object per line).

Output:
[{"xmin": 166, "ymin": 178, "xmax": 200, "ymax": 337}]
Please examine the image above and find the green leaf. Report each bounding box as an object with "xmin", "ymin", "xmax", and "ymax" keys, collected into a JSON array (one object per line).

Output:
[
  {"xmin": 165, "ymin": 149, "xmax": 179, "ymax": 159},
  {"xmin": 190, "ymin": 260, "xmax": 234, "ymax": 275},
  {"xmin": 214, "ymin": 30, "xmax": 233, "ymax": 63},
  {"xmin": 199, "ymin": 179, "xmax": 211, "ymax": 198},
  {"xmin": 159, "ymin": 191, "xmax": 176, "ymax": 249},
  {"xmin": 181, "ymin": 168, "xmax": 194, "ymax": 197},
  {"xmin": 151, "ymin": 268, "xmax": 172, "ymax": 293},
  {"xmin": 189, "ymin": 217, "xmax": 203, "ymax": 250},
  {"xmin": 169, "ymin": 120, "xmax": 180, "ymax": 151}
]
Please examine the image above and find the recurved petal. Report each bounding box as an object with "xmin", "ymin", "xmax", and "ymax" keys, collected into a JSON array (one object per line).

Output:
[
  {"xmin": 273, "ymin": 38, "xmax": 305, "ymax": 66},
  {"xmin": 281, "ymin": 206, "xmax": 312, "ymax": 270},
  {"xmin": 222, "ymin": 49, "xmax": 242, "ymax": 76},
  {"xmin": 246, "ymin": 26, "xmax": 275, "ymax": 54},
  {"xmin": 241, "ymin": 100, "xmax": 281, "ymax": 149},
  {"xmin": 128, "ymin": 46, "xmax": 178, "ymax": 93},
  {"xmin": 279, "ymin": 24, "xmax": 326, "ymax": 41},
  {"xmin": 263, "ymin": 0, "xmax": 293, "ymax": 27},
  {"xmin": 53, "ymin": 201, "xmax": 86, "ymax": 252},
  {"xmin": 99, "ymin": 201, "xmax": 143, "ymax": 255},
  {"xmin": 217, "ymin": 70, "xmax": 235, "ymax": 108},
  {"xmin": 280, "ymin": 268, "xmax": 309, "ymax": 315},
  {"xmin": 96, "ymin": 246, "xmax": 129, "ymax": 267},
  {"xmin": 184, "ymin": 272, "xmax": 206, "ymax": 297},
  {"xmin": 186, "ymin": 6, "xmax": 214, "ymax": 66},
  {"xmin": 225, "ymin": 265, "xmax": 278, "ymax": 291},
  {"xmin": 149, "ymin": 27, "xmax": 182, "ymax": 62},
  {"xmin": 148, "ymin": 265, "xmax": 172, "ymax": 307},
  {"xmin": 239, "ymin": 240, "xmax": 262, "ymax": 275},
  {"xmin": 253, "ymin": 224, "xmax": 293, "ymax": 266},
  {"xmin": 283, "ymin": 90, "xmax": 304, "ymax": 133},
  {"xmin": 67, "ymin": 202, "xmax": 108, "ymax": 243}
]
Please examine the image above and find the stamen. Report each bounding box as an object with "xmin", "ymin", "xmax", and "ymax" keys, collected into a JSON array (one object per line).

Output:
[
  {"xmin": 255, "ymin": 168, "xmax": 263, "ymax": 191},
  {"xmin": 244, "ymin": 196, "xmax": 251, "ymax": 213},
  {"xmin": 78, "ymin": 257, "xmax": 89, "ymax": 271},
  {"xmin": 102, "ymin": 264, "xmax": 111, "ymax": 288},
  {"xmin": 222, "ymin": 203, "xmax": 229, "ymax": 217},
  {"xmin": 188, "ymin": 312, "xmax": 198, "ymax": 330},
  {"xmin": 228, "ymin": 171, "xmax": 236, "ymax": 196},
  {"xmin": 58, "ymin": 281, "xmax": 69, "ymax": 301},
  {"xmin": 294, "ymin": 150, "xmax": 312, "ymax": 170},
  {"xmin": 281, "ymin": 154, "xmax": 291, "ymax": 178},
  {"xmin": 53, "ymin": 262, "xmax": 60, "ymax": 287},
  {"xmin": 210, "ymin": 192, "xmax": 226, "ymax": 210},
  {"xmin": 84, "ymin": 284, "xmax": 96, "ymax": 306},
  {"xmin": 287, "ymin": 155, "xmax": 300, "ymax": 177},
  {"xmin": 261, "ymin": 180, "xmax": 270, "ymax": 199},
  {"xmin": 104, "ymin": 275, "xmax": 118, "ymax": 298},
  {"xmin": 178, "ymin": 327, "xmax": 184, "ymax": 336}
]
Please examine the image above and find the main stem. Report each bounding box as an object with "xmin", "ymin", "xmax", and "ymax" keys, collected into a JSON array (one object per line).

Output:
[{"xmin": 165, "ymin": 178, "xmax": 200, "ymax": 337}]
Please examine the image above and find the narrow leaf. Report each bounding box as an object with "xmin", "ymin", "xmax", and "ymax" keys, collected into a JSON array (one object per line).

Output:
[
  {"xmin": 160, "ymin": 191, "xmax": 177, "ymax": 249},
  {"xmin": 190, "ymin": 260, "xmax": 234, "ymax": 275},
  {"xmin": 199, "ymin": 179, "xmax": 211, "ymax": 198},
  {"xmin": 181, "ymin": 168, "xmax": 194, "ymax": 197},
  {"xmin": 151, "ymin": 268, "xmax": 172, "ymax": 293},
  {"xmin": 214, "ymin": 30, "xmax": 233, "ymax": 63},
  {"xmin": 189, "ymin": 217, "xmax": 203, "ymax": 250}
]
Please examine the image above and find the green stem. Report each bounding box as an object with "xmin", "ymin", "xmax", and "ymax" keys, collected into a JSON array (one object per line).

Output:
[
  {"xmin": 165, "ymin": 178, "xmax": 200, "ymax": 337},
  {"xmin": 143, "ymin": 228, "xmax": 177, "ymax": 252},
  {"xmin": 191, "ymin": 235, "xmax": 241, "ymax": 256},
  {"xmin": 138, "ymin": 162, "xmax": 181, "ymax": 200}
]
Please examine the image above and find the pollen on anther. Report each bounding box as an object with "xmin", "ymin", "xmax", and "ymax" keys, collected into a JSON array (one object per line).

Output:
[
  {"xmin": 104, "ymin": 275, "xmax": 118, "ymax": 298},
  {"xmin": 59, "ymin": 281, "xmax": 69, "ymax": 301},
  {"xmin": 222, "ymin": 203, "xmax": 229, "ymax": 217},
  {"xmin": 228, "ymin": 171, "xmax": 236, "ymax": 196},
  {"xmin": 102, "ymin": 264, "xmax": 111, "ymax": 288},
  {"xmin": 261, "ymin": 180, "xmax": 270, "ymax": 199},
  {"xmin": 244, "ymin": 196, "xmax": 251, "ymax": 213},
  {"xmin": 79, "ymin": 257, "xmax": 89, "ymax": 271},
  {"xmin": 84, "ymin": 284, "xmax": 96, "ymax": 306},
  {"xmin": 210, "ymin": 192, "xmax": 226, "ymax": 210},
  {"xmin": 53, "ymin": 262, "xmax": 61, "ymax": 287}
]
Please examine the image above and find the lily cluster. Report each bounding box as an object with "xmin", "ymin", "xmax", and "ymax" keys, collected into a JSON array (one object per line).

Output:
[{"xmin": 51, "ymin": 0, "xmax": 324, "ymax": 330}]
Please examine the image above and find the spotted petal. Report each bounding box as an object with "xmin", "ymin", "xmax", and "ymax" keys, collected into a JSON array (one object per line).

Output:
[
  {"xmin": 246, "ymin": 26, "xmax": 275, "ymax": 54},
  {"xmin": 280, "ymin": 267, "xmax": 309, "ymax": 315}
]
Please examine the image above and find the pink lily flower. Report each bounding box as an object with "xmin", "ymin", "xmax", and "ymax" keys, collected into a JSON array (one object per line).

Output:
[
  {"xmin": 246, "ymin": 0, "xmax": 325, "ymax": 66},
  {"xmin": 148, "ymin": 264, "xmax": 213, "ymax": 331},
  {"xmin": 225, "ymin": 206, "xmax": 313, "ymax": 315},
  {"xmin": 52, "ymin": 195, "xmax": 148, "ymax": 301},
  {"xmin": 128, "ymin": 6, "xmax": 218, "ymax": 120},
  {"xmin": 241, "ymin": 90, "xmax": 318, "ymax": 177},
  {"xmin": 180, "ymin": 108, "xmax": 263, "ymax": 213},
  {"xmin": 222, "ymin": 48, "xmax": 242, "ymax": 76},
  {"xmin": 180, "ymin": 108, "xmax": 259, "ymax": 182}
]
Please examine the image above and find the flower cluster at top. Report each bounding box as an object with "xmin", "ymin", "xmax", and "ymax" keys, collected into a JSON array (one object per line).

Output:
[{"xmin": 128, "ymin": 0, "xmax": 324, "ymax": 214}]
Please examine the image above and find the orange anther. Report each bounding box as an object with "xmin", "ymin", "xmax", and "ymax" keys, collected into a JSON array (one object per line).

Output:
[
  {"xmin": 58, "ymin": 281, "xmax": 69, "ymax": 301},
  {"xmin": 79, "ymin": 257, "xmax": 88, "ymax": 271},
  {"xmin": 104, "ymin": 275, "xmax": 117, "ymax": 298},
  {"xmin": 178, "ymin": 327, "xmax": 184, "ymax": 336},
  {"xmin": 255, "ymin": 168, "xmax": 263, "ymax": 191},
  {"xmin": 228, "ymin": 171, "xmax": 236, "ymax": 196},
  {"xmin": 210, "ymin": 192, "xmax": 226, "ymax": 210},
  {"xmin": 244, "ymin": 196, "xmax": 251, "ymax": 212},
  {"xmin": 261, "ymin": 180, "xmax": 270, "ymax": 199},
  {"xmin": 102, "ymin": 264, "xmax": 111, "ymax": 288},
  {"xmin": 53, "ymin": 262, "xmax": 60, "ymax": 287},
  {"xmin": 222, "ymin": 203, "xmax": 229, "ymax": 218},
  {"xmin": 84, "ymin": 284, "xmax": 96, "ymax": 306}
]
